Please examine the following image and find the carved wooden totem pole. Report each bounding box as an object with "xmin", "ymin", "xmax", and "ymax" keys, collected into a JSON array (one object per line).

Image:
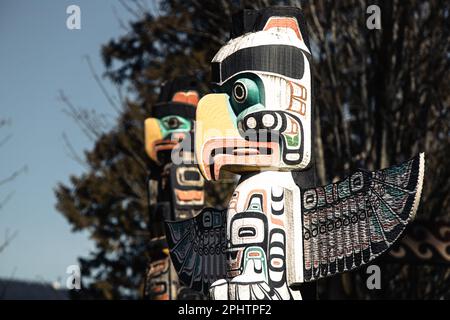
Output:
[
  {"xmin": 143, "ymin": 78, "xmax": 206, "ymax": 300},
  {"xmin": 165, "ymin": 7, "xmax": 425, "ymax": 300}
]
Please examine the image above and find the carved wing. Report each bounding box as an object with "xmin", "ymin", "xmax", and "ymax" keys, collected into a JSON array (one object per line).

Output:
[
  {"xmin": 301, "ymin": 153, "xmax": 425, "ymax": 282},
  {"xmin": 165, "ymin": 208, "xmax": 227, "ymax": 295}
]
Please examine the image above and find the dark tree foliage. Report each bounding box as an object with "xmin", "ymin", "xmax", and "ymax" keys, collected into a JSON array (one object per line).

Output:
[{"xmin": 55, "ymin": 0, "xmax": 449, "ymax": 299}]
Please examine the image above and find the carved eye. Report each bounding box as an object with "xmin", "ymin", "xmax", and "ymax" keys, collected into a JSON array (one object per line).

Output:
[
  {"xmin": 230, "ymin": 217, "xmax": 265, "ymax": 245},
  {"xmin": 232, "ymin": 81, "xmax": 247, "ymax": 103},
  {"xmin": 229, "ymin": 78, "xmax": 261, "ymax": 117},
  {"xmin": 166, "ymin": 117, "xmax": 180, "ymax": 129}
]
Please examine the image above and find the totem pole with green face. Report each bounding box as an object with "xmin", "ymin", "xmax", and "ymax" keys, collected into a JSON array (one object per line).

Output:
[
  {"xmin": 143, "ymin": 78, "xmax": 205, "ymax": 300},
  {"xmin": 165, "ymin": 7, "xmax": 425, "ymax": 300}
]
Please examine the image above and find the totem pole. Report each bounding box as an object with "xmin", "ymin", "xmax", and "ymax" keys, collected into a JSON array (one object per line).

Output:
[
  {"xmin": 165, "ymin": 7, "xmax": 425, "ymax": 300},
  {"xmin": 143, "ymin": 78, "xmax": 206, "ymax": 300}
]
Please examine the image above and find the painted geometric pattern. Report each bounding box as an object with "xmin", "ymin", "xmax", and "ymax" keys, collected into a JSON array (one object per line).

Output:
[
  {"xmin": 165, "ymin": 208, "xmax": 227, "ymax": 295},
  {"xmin": 301, "ymin": 153, "xmax": 424, "ymax": 282}
]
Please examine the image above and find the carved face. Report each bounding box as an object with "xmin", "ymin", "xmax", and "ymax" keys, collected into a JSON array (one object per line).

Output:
[
  {"xmin": 169, "ymin": 163, "xmax": 205, "ymax": 220},
  {"xmin": 223, "ymin": 171, "xmax": 302, "ymax": 300},
  {"xmin": 146, "ymin": 257, "xmax": 178, "ymax": 300},
  {"xmin": 145, "ymin": 90, "xmax": 199, "ymax": 164},
  {"xmin": 195, "ymin": 16, "xmax": 312, "ymax": 180},
  {"xmin": 227, "ymin": 195, "xmax": 269, "ymax": 280}
]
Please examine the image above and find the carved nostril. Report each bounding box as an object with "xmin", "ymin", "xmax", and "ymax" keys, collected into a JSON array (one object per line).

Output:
[
  {"xmin": 262, "ymin": 114, "xmax": 275, "ymax": 128},
  {"xmin": 246, "ymin": 117, "xmax": 257, "ymax": 129}
]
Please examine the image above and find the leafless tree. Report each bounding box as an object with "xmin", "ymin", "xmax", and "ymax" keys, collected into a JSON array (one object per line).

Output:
[{"xmin": 0, "ymin": 118, "xmax": 25, "ymax": 254}]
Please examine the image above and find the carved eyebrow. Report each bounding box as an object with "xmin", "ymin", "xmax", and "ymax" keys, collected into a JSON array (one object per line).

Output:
[
  {"xmin": 151, "ymin": 102, "xmax": 196, "ymax": 119},
  {"xmin": 212, "ymin": 45, "xmax": 307, "ymax": 85}
]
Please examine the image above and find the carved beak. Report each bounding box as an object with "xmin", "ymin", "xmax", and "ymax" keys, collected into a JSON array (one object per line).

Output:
[
  {"xmin": 195, "ymin": 94, "xmax": 280, "ymax": 181},
  {"xmin": 145, "ymin": 117, "xmax": 163, "ymax": 162},
  {"xmin": 145, "ymin": 118, "xmax": 186, "ymax": 163}
]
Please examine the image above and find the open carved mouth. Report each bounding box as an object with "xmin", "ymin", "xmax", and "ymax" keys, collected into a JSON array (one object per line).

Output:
[
  {"xmin": 212, "ymin": 146, "xmax": 273, "ymax": 157},
  {"xmin": 238, "ymin": 226, "xmax": 256, "ymax": 238},
  {"xmin": 153, "ymin": 139, "xmax": 179, "ymax": 152},
  {"xmin": 175, "ymin": 190, "xmax": 204, "ymax": 203},
  {"xmin": 202, "ymin": 138, "xmax": 280, "ymax": 180}
]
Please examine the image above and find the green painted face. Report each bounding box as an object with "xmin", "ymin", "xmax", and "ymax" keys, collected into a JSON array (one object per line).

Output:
[
  {"xmin": 158, "ymin": 115, "xmax": 192, "ymax": 139},
  {"xmin": 226, "ymin": 75, "xmax": 302, "ymax": 151}
]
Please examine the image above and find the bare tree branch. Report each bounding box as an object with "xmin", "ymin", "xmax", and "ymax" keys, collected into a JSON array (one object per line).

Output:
[
  {"xmin": 0, "ymin": 166, "xmax": 27, "ymax": 187},
  {"xmin": 84, "ymin": 55, "xmax": 122, "ymax": 114},
  {"xmin": 0, "ymin": 229, "xmax": 18, "ymax": 254},
  {"xmin": 61, "ymin": 132, "xmax": 89, "ymax": 170}
]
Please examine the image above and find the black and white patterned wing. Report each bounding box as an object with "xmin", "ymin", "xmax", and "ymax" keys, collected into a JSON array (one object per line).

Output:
[
  {"xmin": 165, "ymin": 208, "xmax": 227, "ymax": 295},
  {"xmin": 301, "ymin": 153, "xmax": 425, "ymax": 282}
]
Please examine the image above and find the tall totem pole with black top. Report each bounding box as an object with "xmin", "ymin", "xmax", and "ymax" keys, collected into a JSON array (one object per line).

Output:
[
  {"xmin": 165, "ymin": 7, "xmax": 425, "ymax": 300},
  {"xmin": 143, "ymin": 77, "xmax": 206, "ymax": 300}
]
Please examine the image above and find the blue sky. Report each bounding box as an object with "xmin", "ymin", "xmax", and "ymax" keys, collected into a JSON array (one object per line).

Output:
[{"xmin": 0, "ymin": 0, "xmax": 142, "ymax": 284}]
